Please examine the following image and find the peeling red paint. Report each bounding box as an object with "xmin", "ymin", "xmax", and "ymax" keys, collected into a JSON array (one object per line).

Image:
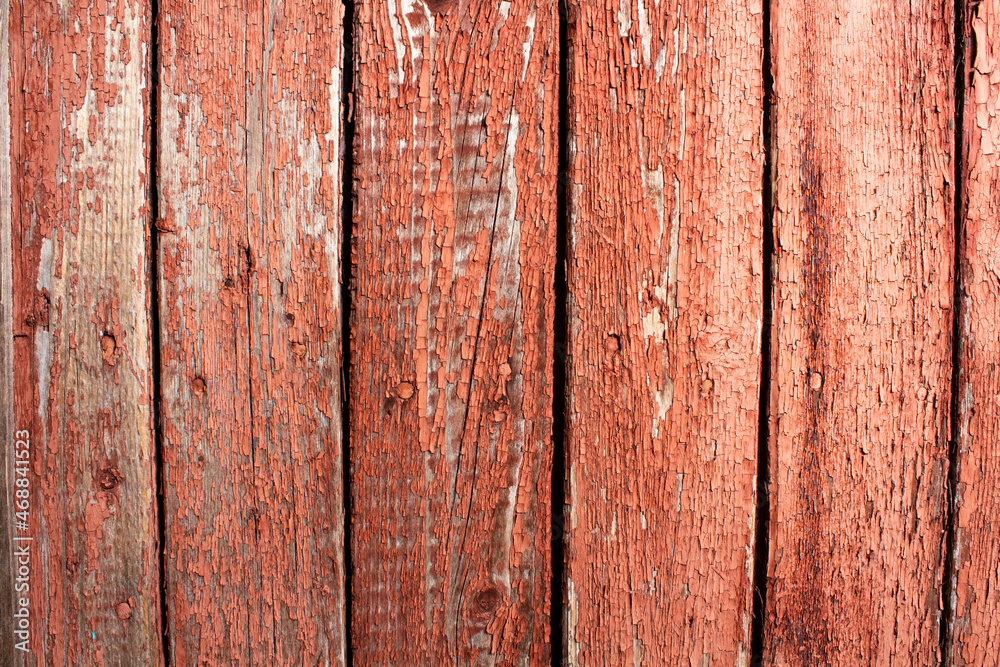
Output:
[
  {"xmin": 157, "ymin": 0, "xmax": 345, "ymax": 663},
  {"xmin": 765, "ymin": 1, "xmax": 955, "ymax": 664},
  {"xmin": 949, "ymin": 1, "xmax": 1000, "ymax": 664},
  {"xmin": 564, "ymin": 0, "xmax": 764, "ymax": 663},
  {"xmin": 351, "ymin": 0, "xmax": 557, "ymax": 662},
  {"xmin": 5, "ymin": 0, "xmax": 160, "ymax": 664}
]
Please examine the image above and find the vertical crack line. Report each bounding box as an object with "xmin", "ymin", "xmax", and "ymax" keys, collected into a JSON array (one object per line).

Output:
[
  {"xmin": 340, "ymin": 0, "xmax": 356, "ymax": 661},
  {"xmin": 750, "ymin": 0, "xmax": 775, "ymax": 663},
  {"xmin": 551, "ymin": 0, "xmax": 570, "ymax": 664},
  {"xmin": 147, "ymin": 0, "xmax": 170, "ymax": 662},
  {"xmin": 940, "ymin": 0, "xmax": 967, "ymax": 663}
]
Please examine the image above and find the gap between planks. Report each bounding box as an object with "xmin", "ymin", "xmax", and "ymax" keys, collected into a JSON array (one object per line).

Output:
[
  {"xmin": 940, "ymin": 0, "xmax": 968, "ymax": 662},
  {"xmin": 341, "ymin": 0, "xmax": 357, "ymax": 660},
  {"xmin": 147, "ymin": 0, "xmax": 170, "ymax": 661},
  {"xmin": 750, "ymin": 0, "xmax": 776, "ymax": 661},
  {"xmin": 552, "ymin": 0, "xmax": 572, "ymax": 663}
]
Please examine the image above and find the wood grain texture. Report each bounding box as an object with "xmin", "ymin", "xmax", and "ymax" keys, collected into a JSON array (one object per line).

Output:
[
  {"xmin": 157, "ymin": 0, "xmax": 345, "ymax": 663},
  {"xmin": 0, "ymin": 0, "xmax": 16, "ymax": 659},
  {"xmin": 765, "ymin": 1, "xmax": 954, "ymax": 664},
  {"xmin": 949, "ymin": 1, "xmax": 1000, "ymax": 663},
  {"xmin": 563, "ymin": 0, "xmax": 764, "ymax": 663},
  {"xmin": 6, "ymin": 0, "xmax": 160, "ymax": 663},
  {"xmin": 350, "ymin": 0, "xmax": 557, "ymax": 662}
]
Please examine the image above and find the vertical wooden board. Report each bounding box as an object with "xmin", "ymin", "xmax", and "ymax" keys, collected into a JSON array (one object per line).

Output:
[
  {"xmin": 950, "ymin": 1, "xmax": 1000, "ymax": 663},
  {"xmin": 765, "ymin": 1, "xmax": 954, "ymax": 664},
  {"xmin": 246, "ymin": 0, "xmax": 345, "ymax": 662},
  {"xmin": 350, "ymin": 0, "xmax": 557, "ymax": 662},
  {"xmin": 0, "ymin": 0, "xmax": 16, "ymax": 659},
  {"xmin": 564, "ymin": 0, "xmax": 764, "ymax": 664},
  {"xmin": 5, "ymin": 0, "xmax": 160, "ymax": 663},
  {"xmin": 157, "ymin": 1, "xmax": 256, "ymax": 662},
  {"xmin": 158, "ymin": 0, "xmax": 345, "ymax": 663}
]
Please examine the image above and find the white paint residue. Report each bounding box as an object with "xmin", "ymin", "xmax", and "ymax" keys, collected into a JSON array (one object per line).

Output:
[
  {"xmin": 34, "ymin": 329, "xmax": 51, "ymax": 418},
  {"xmin": 616, "ymin": 0, "xmax": 631, "ymax": 38},
  {"xmin": 636, "ymin": 0, "xmax": 651, "ymax": 68},
  {"xmin": 641, "ymin": 306, "xmax": 665, "ymax": 340},
  {"xmin": 36, "ymin": 237, "xmax": 53, "ymax": 291},
  {"xmin": 672, "ymin": 25, "xmax": 679, "ymax": 76},
  {"xmin": 399, "ymin": 0, "xmax": 434, "ymax": 84},
  {"xmin": 677, "ymin": 87, "xmax": 687, "ymax": 161},
  {"xmin": 567, "ymin": 580, "xmax": 580, "ymax": 666},
  {"xmin": 522, "ymin": 10, "xmax": 536, "ymax": 82},
  {"xmin": 387, "ymin": 0, "xmax": 407, "ymax": 90},
  {"xmin": 324, "ymin": 68, "xmax": 343, "ymax": 283},
  {"xmin": 652, "ymin": 381, "xmax": 673, "ymax": 437},
  {"xmin": 675, "ymin": 472, "xmax": 684, "ymax": 514},
  {"xmin": 633, "ymin": 632, "xmax": 645, "ymax": 667},
  {"xmin": 654, "ymin": 44, "xmax": 666, "ymax": 82}
]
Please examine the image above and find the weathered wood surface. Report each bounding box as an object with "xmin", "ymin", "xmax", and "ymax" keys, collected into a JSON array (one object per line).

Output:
[
  {"xmin": 5, "ymin": 0, "xmax": 160, "ymax": 663},
  {"xmin": 950, "ymin": 1, "xmax": 1000, "ymax": 664},
  {"xmin": 350, "ymin": 0, "xmax": 558, "ymax": 662},
  {"xmin": 765, "ymin": 1, "xmax": 955, "ymax": 663},
  {"xmin": 563, "ymin": 0, "xmax": 764, "ymax": 663},
  {"xmin": 157, "ymin": 0, "xmax": 345, "ymax": 663},
  {"xmin": 0, "ymin": 0, "xmax": 17, "ymax": 660}
]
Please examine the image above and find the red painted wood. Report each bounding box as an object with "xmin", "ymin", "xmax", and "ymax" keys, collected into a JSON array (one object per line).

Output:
[
  {"xmin": 765, "ymin": 0, "xmax": 955, "ymax": 663},
  {"xmin": 563, "ymin": 0, "xmax": 765, "ymax": 663},
  {"xmin": 4, "ymin": 0, "xmax": 160, "ymax": 663},
  {"xmin": 949, "ymin": 1, "xmax": 1000, "ymax": 663},
  {"xmin": 350, "ymin": 0, "xmax": 558, "ymax": 662},
  {"xmin": 157, "ymin": 0, "xmax": 345, "ymax": 662}
]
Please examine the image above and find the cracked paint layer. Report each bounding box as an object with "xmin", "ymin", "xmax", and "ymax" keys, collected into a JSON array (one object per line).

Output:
[
  {"xmin": 157, "ymin": 0, "xmax": 345, "ymax": 663},
  {"xmin": 3, "ymin": 0, "xmax": 160, "ymax": 664},
  {"xmin": 350, "ymin": 0, "xmax": 557, "ymax": 663},
  {"xmin": 564, "ymin": 0, "xmax": 764, "ymax": 663},
  {"xmin": 765, "ymin": 0, "xmax": 954, "ymax": 664},
  {"xmin": 949, "ymin": 1, "xmax": 1000, "ymax": 664}
]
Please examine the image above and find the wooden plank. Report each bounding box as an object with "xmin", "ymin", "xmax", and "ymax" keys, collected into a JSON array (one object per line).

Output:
[
  {"xmin": 5, "ymin": 0, "xmax": 160, "ymax": 663},
  {"xmin": 0, "ymin": 0, "xmax": 17, "ymax": 659},
  {"xmin": 350, "ymin": 0, "xmax": 557, "ymax": 662},
  {"xmin": 563, "ymin": 0, "xmax": 764, "ymax": 662},
  {"xmin": 765, "ymin": 1, "xmax": 954, "ymax": 663},
  {"xmin": 157, "ymin": 0, "xmax": 345, "ymax": 663},
  {"xmin": 949, "ymin": 1, "xmax": 1000, "ymax": 663}
]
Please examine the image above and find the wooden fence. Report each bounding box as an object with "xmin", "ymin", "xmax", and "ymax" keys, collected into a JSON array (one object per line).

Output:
[{"xmin": 0, "ymin": 0, "xmax": 998, "ymax": 664}]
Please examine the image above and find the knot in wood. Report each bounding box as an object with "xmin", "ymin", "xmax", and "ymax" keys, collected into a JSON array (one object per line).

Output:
[
  {"xmin": 115, "ymin": 602, "xmax": 132, "ymax": 620},
  {"xmin": 474, "ymin": 587, "xmax": 502, "ymax": 615},
  {"xmin": 98, "ymin": 467, "xmax": 123, "ymax": 491},
  {"xmin": 101, "ymin": 334, "xmax": 117, "ymax": 365},
  {"xmin": 810, "ymin": 372, "xmax": 823, "ymax": 391}
]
